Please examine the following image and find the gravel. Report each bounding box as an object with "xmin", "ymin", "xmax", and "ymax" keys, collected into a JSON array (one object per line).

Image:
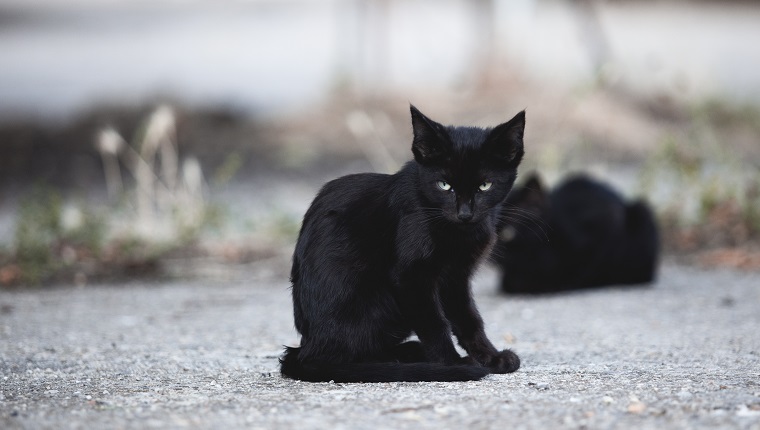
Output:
[{"xmin": 1, "ymin": 261, "xmax": 759, "ymax": 429}]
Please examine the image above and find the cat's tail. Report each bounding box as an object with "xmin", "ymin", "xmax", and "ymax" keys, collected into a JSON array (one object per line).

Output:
[
  {"xmin": 279, "ymin": 346, "xmax": 490, "ymax": 383},
  {"xmin": 623, "ymin": 200, "xmax": 660, "ymax": 283}
]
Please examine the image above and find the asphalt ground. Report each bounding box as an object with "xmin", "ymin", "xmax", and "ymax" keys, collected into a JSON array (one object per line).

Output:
[{"xmin": 1, "ymin": 261, "xmax": 759, "ymax": 429}]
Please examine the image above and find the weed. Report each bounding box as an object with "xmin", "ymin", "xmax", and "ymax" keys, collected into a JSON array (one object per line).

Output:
[
  {"xmin": 638, "ymin": 100, "xmax": 760, "ymax": 252},
  {"xmin": 213, "ymin": 152, "xmax": 244, "ymax": 186},
  {"xmin": 3, "ymin": 105, "xmax": 221, "ymax": 286},
  {"xmin": 270, "ymin": 211, "xmax": 301, "ymax": 242},
  {"xmin": 13, "ymin": 186, "xmax": 63, "ymax": 284}
]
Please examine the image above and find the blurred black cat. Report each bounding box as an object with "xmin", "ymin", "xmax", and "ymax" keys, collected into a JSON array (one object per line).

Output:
[
  {"xmin": 492, "ymin": 173, "xmax": 659, "ymax": 294},
  {"xmin": 280, "ymin": 106, "xmax": 525, "ymax": 382}
]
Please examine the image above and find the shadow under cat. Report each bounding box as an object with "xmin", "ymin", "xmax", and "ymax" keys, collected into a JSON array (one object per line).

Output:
[{"xmin": 491, "ymin": 173, "xmax": 660, "ymax": 295}]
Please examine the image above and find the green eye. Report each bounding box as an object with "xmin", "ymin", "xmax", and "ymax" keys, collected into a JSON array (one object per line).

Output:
[
  {"xmin": 479, "ymin": 181, "xmax": 493, "ymax": 191},
  {"xmin": 437, "ymin": 180, "xmax": 452, "ymax": 191}
]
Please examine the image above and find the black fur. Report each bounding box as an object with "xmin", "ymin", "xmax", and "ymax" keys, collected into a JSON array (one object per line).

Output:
[
  {"xmin": 281, "ymin": 106, "xmax": 526, "ymax": 382},
  {"xmin": 492, "ymin": 173, "xmax": 660, "ymax": 294}
]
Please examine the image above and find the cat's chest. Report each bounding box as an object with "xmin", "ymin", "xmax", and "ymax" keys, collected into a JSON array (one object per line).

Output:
[
  {"xmin": 430, "ymin": 224, "xmax": 495, "ymax": 264},
  {"xmin": 395, "ymin": 212, "xmax": 495, "ymax": 266}
]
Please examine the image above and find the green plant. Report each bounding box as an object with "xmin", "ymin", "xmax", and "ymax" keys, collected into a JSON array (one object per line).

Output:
[
  {"xmin": 742, "ymin": 178, "xmax": 760, "ymax": 235},
  {"xmin": 6, "ymin": 105, "xmax": 229, "ymax": 286},
  {"xmin": 213, "ymin": 152, "xmax": 244, "ymax": 186},
  {"xmin": 62, "ymin": 204, "xmax": 108, "ymax": 256},
  {"xmin": 638, "ymin": 100, "xmax": 760, "ymax": 251},
  {"xmin": 13, "ymin": 186, "xmax": 63, "ymax": 283},
  {"xmin": 270, "ymin": 211, "xmax": 301, "ymax": 241}
]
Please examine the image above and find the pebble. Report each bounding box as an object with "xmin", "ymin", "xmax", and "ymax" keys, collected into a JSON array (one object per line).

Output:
[{"xmin": 627, "ymin": 401, "xmax": 647, "ymax": 414}]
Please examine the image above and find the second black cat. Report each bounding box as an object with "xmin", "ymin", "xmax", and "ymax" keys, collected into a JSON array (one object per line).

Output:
[
  {"xmin": 492, "ymin": 173, "xmax": 659, "ymax": 294},
  {"xmin": 281, "ymin": 106, "xmax": 526, "ymax": 382}
]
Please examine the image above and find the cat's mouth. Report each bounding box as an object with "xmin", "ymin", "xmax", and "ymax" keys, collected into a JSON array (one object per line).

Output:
[{"xmin": 446, "ymin": 213, "xmax": 481, "ymax": 225}]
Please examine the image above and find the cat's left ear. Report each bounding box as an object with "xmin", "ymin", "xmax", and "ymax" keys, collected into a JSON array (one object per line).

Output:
[
  {"xmin": 410, "ymin": 105, "xmax": 450, "ymax": 165},
  {"xmin": 484, "ymin": 110, "xmax": 525, "ymax": 165}
]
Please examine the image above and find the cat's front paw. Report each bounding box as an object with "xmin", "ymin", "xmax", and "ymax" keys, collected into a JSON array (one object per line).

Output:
[
  {"xmin": 487, "ymin": 349, "xmax": 520, "ymax": 373},
  {"xmin": 457, "ymin": 355, "xmax": 481, "ymax": 367}
]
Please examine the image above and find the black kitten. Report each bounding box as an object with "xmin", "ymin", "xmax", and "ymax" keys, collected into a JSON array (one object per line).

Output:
[
  {"xmin": 492, "ymin": 173, "xmax": 659, "ymax": 294},
  {"xmin": 280, "ymin": 106, "xmax": 526, "ymax": 382}
]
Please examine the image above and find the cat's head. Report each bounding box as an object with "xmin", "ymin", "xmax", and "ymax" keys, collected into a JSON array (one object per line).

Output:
[
  {"xmin": 410, "ymin": 105, "xmax": 525, "ymax": 224},
  {"xmin": 499, "ymin": 172, "xmax": 549, "ymax": 243},
  {"xmin": 503, "ymin": 172, "xmax": 547, "ymax": 214}
]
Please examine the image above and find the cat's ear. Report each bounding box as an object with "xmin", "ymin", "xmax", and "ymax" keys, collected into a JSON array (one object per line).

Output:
[
  {"xmin": 523, "ymin": 172, "xmax": 544, "ymax": 193},
  {"xmin": 521, "ymin": 172, "xmax": 546, "ymax": 206},
  {"xmin": 484, "ymin": 110, "xmax": 525, "ymax": 165},
  {"xmin": 410, "ymin": 105, "xmax": 449, "ymax": 165}
]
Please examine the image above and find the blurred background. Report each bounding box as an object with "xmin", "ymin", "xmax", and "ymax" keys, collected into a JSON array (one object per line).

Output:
[{"xmin": 1, "ymin": 0, "xmax": 760, "ymax": 286}]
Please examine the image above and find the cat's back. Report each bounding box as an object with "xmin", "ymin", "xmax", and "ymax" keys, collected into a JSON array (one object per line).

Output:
[
  {"xmin": 548, "ymin": 175, "xmax": 628, "ymax": 248},
  {"xmin": 551, "ymin": 175, "xmax": 621, "ymax": 208},
  {"xmin": 551, "ymin": 176, "xmax": 625, "ymax": 221},
  {"xmin": 304, "ymin": 172, "xmax": 395, "ymax": 220},
  {"xmin": 296, "ymin": 172, "xmax": 399, "ymax": 254}
]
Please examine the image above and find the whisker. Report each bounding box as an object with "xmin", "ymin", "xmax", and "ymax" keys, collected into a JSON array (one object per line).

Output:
[
  {"xmin": 498, "ymin": 215, "xmax": 550, "ymax": 243},
  {"xmin": 488, "ymin": 246, "xmax": 512, "ymax": 262},
  {"xmin": 501, "ymin": 205, "xmax": 553, "ymax": 230},
  {"xmin": 500, "ymin": 212, "xmax": 552, "ymax": 237},
  {"xmin": 500, "ymin": 208, "xmax": 553, "ymax": 232}
]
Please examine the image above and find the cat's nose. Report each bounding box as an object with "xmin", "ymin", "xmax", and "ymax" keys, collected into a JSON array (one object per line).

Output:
[{"xmin": 457, "ymin": 206, "xmax": 473, "ymax": 222}]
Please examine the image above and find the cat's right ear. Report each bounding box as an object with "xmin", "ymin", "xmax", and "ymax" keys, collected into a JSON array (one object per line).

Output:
[
  {"xmin": 523, "ymin": 172, "xmax": 543, "ymax": 193},
  {"xmin": 484, "ymin": 110, "xmax": 525, "ymax": 166},
  {"xmin": 521, "ymin": 172, "xmax": 546, "ymax": 205},
  {"xmin": 410, "ymin": 105, "xmax": 448, "ymax": 165}
]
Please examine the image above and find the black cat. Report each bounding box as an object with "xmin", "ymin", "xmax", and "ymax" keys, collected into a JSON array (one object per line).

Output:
[
  {"xmin": 492, "ymin": 173, "xmax": 659, "ymax": 294},
  {"xmin": 280, "ymin": 106, "xmax": 526, "ymax": 382}
]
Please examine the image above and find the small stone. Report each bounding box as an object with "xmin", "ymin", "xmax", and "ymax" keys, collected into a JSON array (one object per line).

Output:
[
  {"xmin": 677, "ymin": 391, "xmax": 693, "ymax": 400},
  {"xmin": 401, "ymin": 411, "xmax": 422, "ymax": 421},
  {"xmin": 527, "ymin": 382, "xmax": 549, "ymax": 390},
  {"xmin": 627, "ymin": 401, "xmax": 646, "ymax": 414},
  {"xmin": 736, "ymin": 404, "xmax": 760, "ymax": 417},
  {"xmin": 434, "ymin": 405, "xmax": 450, "ymax": 415}
]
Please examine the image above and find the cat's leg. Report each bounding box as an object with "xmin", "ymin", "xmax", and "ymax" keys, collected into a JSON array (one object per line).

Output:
[
  {"xmin": 393, "ymin": 223, "xmax": 464, "ymax": 366},
  {"xmin": 385, "ymin": 340, "xmax": 427, "ymax": 363},
  {"xmin": 441, "ymin": 273, "xmax": 520, "ymax": 373},
  {"xmin": 386, "ymin": 340, "xmax": 482, "ymax": 364},
  {"xmin": 397, "ymin": 280, "xmax": 463, "ymax": 365}
]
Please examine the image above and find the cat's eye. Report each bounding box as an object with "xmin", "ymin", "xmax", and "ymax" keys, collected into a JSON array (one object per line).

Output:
[
  {"xmin": 479, "ymin": 181, "xmax": 493, "ymax": 191},
  {"xmin": 437, "ymin": 180, "xmax": 452, "ymax": 191}
]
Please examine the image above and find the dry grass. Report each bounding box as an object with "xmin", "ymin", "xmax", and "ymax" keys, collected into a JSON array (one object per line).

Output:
[{"xmin": 1, "ymin": 106, "xmax": 216, "ymax": 286}]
